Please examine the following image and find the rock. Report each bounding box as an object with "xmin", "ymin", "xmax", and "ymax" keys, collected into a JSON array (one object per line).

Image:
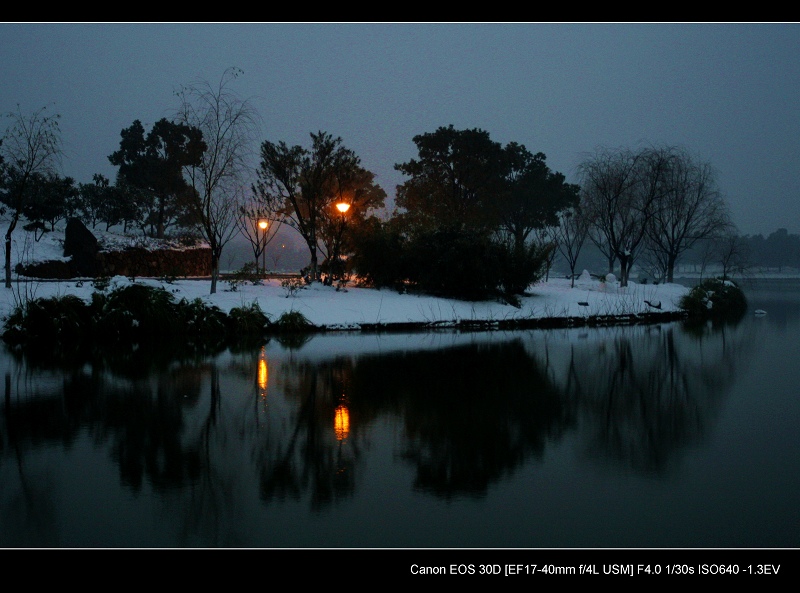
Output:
[{"xmin": 64, "ymin": 218, "xmax": 99, "ymax": 277}]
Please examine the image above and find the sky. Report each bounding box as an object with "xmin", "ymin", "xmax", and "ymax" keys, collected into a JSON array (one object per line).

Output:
[{"xmin": 1, "ymin": 22, "xmax": 799, "ymax": 239}]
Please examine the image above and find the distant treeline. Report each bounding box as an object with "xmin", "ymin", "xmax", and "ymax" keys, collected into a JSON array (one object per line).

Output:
[{"xmin": 737, "ymin": 228, "xmax": 800, "ymax": 271}]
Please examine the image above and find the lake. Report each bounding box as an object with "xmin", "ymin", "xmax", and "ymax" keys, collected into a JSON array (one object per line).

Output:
[{"xmin": 1, "ymin": 278, "xmax": 799, "ymax": 549}]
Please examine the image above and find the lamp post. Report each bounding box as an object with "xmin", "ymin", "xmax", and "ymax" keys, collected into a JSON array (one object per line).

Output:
[
  {"xmin": 258, "ymin": 219, "xmax": 268, "ymax": 275},
  {"xmin": 334, "ymin": 203, "xmax": 350, "ymax": 282}
]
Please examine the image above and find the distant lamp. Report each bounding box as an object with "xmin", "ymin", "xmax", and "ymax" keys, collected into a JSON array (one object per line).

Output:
[
  {"xmin": 258, "ymin": 220, "xmax": 268, "ymax": 230},
  {"xmin": 336, "ymin": 202, "xmax": 351, "ymax": 214}
]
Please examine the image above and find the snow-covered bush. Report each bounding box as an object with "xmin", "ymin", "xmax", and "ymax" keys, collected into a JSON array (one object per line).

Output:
[{"xmin": 679, "ymin": 278, "xmax": 747, "ymax": 320}]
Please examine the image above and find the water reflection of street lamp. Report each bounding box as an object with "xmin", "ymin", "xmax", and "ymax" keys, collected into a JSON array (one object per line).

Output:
[
  {"xmin": 334, "ymin": 403, "xmax": 350, "ymax": 441},
  {"xmin": 258, "ymin": 219, "xmax": 268, "ymax": 275},
  {"xmin": 258, "ymin": 351, "xmax": 268, "ymax": 393},
  {"xmin": 255, "ymin": 346, "xmax": 269, "ymax": 425}
]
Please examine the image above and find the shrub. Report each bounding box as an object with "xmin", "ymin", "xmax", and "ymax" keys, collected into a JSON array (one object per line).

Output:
[
  {"xmin": 495, "ymin": 241, "xmax": 552, "ymax": 302},
  {"xmin": 226, "ymin": 262, "xmax": 262, "ymax": 291},
  {"xmin": 92, "ymin": 284, "xmax": 180, "ymax": 342},
  {"xmin": 228, "ymin": 301, "xmax": 270, "ymax": 338},
  {"xmin": 3, "ymin": 294, "xmax": 90, "ymax": 348},
  {"xmin": 402, "ymin": 227, "xmax": 497, "ymax": 300},
  {"xmin": 281, "ymin": 276, "xmax": 307, "ymax": 297},
  {"xmin": 176, "ymin": 297, "xmax": 229, "ymax": 345},
  {"xmin": 274, "ymin": 310, "xmax": 313, "ymax": 332},
  {"xmin": 679, "ymin": 278, "xmax": 748, "ymax": 320}
]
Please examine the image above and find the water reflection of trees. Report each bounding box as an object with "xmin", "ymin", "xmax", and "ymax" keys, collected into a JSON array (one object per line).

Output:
[
  {"xmin": 2, "ymin": 366, "xmax": 206, "ymax": 490},
  {"xmin": 0, "ymin": 361, "xmax": 213, "ymax": 545},
  {"xmin": 531, "ymin": 320, "xmax": 752, "ymax": 474},
  {"xmin": 0, "ymin": 319, "xmax": 756, "ymax": 544},
  {"xmin": 374, "ymin": 341, "xmax": 569, "ymax": 498},
  {"xmin": 273, "ymin": 340, "xmax": 571, "ymax": 500},
  {"xmin": 257, "ymin": 355, "xmax": 361, "ymax": 510}
]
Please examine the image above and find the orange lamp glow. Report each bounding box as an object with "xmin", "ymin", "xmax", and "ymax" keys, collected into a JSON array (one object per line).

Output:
[
  {"xmin": 334, "ymin": 404, "xmax": 350, "ymax": 441},
  {"xmin": 258, "ymin": 347, "xmax": 268, "ymax": 392}
]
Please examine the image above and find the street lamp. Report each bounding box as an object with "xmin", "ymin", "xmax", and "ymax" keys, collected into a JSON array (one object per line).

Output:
[
  {"xmin": 258, "ymin": 219, "xmax": 268, "ymax": 275},
  {"xmin": 330, "ymin": 203, "xmax": 351, "ymax": 285}
]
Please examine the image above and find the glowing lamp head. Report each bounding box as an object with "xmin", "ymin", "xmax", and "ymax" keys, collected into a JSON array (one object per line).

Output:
[
  {"xmin": 336, "ymin": 202, "xmax": 351, "ymax": 214},
  {"xmin": 258, "ymin": 220, "xmax": 268, "ymax": 230}
]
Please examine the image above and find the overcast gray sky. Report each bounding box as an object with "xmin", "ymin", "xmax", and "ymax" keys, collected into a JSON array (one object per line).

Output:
[{"xmin": 2, "ymin": 22, "xmax": 798, "ymax": 237}]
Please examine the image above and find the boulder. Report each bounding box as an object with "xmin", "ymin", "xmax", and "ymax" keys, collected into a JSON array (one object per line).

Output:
[{"xmin": 64, "ymin": 218, "xmax": 99, "ymax": 277}]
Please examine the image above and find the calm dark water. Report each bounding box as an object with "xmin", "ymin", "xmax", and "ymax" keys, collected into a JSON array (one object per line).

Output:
[{"xmin": 1, "ymin": 279, "xmax": 799, "ymax": 548}]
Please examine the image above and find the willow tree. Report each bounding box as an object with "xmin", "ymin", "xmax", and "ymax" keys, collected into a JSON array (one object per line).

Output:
[
  {"xmin": 645, "ymin": 147, "xmax": 730, "ymax": 283},
  {"xmin": 579, "ymin": 146, "xmax": 672, "ymax": 287},
  {"xmin": 554, "ymin": 204, "xmax": 590, "ymax": 288},
  {"xmin": 175, "ymin": 66, "xmax": 261, "ymax": 294}
]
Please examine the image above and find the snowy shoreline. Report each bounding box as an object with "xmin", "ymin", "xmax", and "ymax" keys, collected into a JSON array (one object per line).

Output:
[
  {"xmin": 0, "ymin": 272, "xmax": 692, "ymax": 335},
  {"xmin": 0, "ymin": 218, "xmax": 704, "ymax": 334}
]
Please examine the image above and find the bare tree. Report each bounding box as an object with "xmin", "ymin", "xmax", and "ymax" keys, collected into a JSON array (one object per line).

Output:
[
  {"xmin": 715, "ymin": 228, "xmax": 750, "ymax": 281},
  {"xmin": 234, "ymin": 199, "xmax": 284, "ymax": 274},
  {"xmin": 175, "ymin": 67, "xmax": 260, "ymax": 294},
  {"xmin": 532, "ymin": 225, "xmax": 558, "ymax": 282},
  {"xmin": 579, "ymin": 146, "xmax": 672, "ymax": 287},
  {"xmin": 554, "ymin": 204, "xmax": 590, "ymax": 288},
  {"xmin": 0, "ymin": 105, "xmax": 63, "ymax": 288},
  {"xmin": 646, "ymin": 147, "xmax": 730, "ymax": 283}
]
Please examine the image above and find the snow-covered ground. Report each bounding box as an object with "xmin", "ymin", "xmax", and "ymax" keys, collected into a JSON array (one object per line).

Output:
[{"xmin": 0, "ymin": 218, "xmax": 690, "ymax": 328}]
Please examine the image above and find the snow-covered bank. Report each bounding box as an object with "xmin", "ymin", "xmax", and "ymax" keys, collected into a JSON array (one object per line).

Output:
[
  {"xmin": 0, "ymin": 218, "xmax": 691, "ymax": 330},
  {"xmin": 0, "ymin": 272, "xmax": 689, "ymax": 331}
]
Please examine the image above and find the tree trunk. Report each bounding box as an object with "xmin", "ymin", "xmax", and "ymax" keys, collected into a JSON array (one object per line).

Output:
[
  {"xmin": 667, "ymin": 254, "xmax": 677, "ymax": 284},
  {"xmin": 4, "ymin": 236, "xmax": 11, "ymax": 289},
  {"xmin": 210, "ymin": 251, "xmax": 220, "ymax": 294},
  {"xmin": 5, "ymin": 213, "xmax": 19, "ymax": 289},
  {"xmin": 305, "ymin": 236, "xmax": 319, "ymax": 282},
  {"xmin": 309, "ymin": 250, "xmax": 318, "ymax": 282},
  {"xmin": 618, "ymin": 254, "xmax": 630, "ymax": 287}
]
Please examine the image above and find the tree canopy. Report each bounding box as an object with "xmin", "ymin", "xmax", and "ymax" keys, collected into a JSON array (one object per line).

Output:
[
  {"xmin": 253, "ymin": 131, "xmax": 373, "ymax": 282},
  {"xmin": 108, "ymin": 118, "xmax": 206, "ymax": 239},
  {"xmin": 395, "ymin": 126, "xmax": 577, "ymax": 245},
  {"xmin": 395, "ymin": 125, "xmax": 506, "ymax": 234},
  {"xmin": 354, "ymin": 125, "xmax": 580, "ymax": 300}
]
